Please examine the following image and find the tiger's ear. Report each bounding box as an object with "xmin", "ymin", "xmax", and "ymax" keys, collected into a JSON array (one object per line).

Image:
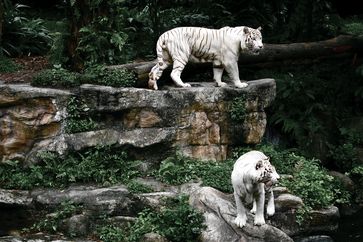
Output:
[
  {"xmin": 257, "ymin": 26, "xmax": 262, "ymax": 31},
  {"xmin": 243, "ymin": 27, "xmax": 250, "ymax": 34},
  {"xmin": 255, "ymin": 160, "xmax": 263, "ymax": 170}
]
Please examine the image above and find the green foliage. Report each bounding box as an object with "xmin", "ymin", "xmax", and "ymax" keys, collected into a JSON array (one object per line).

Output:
[
  {"xmin": 94, "ymin": 195, "xmax": 205, "ymax": 242},
  {"xmin": 64, "ymin": 0, "xmax": 130, "ymax": 68},
  {"xmin": 229, "ymin": 95, "xmax": 247, "ymax": 122},
  {"xmin": 157, "ymin": 153, "xmax": 233, "ymax": 193},
  {"xmin": 126, "ymin": 180, "xmax": 154, "ymax": 194},
  {"xmin": 65, "ymin": 96, "xmax": 98, "ymax": 134},
  {"xmin": 97, "ymin": 224, "xmax": 127, "ymax": 242},
  {"xmin": 254, "ymin": 60, "xmax": 363, "ymax": 158},
  {"xmin": 84, "ymin": 65, "xmax": 136, "ymax": 87},
  {"xmin": 281, "ymin": 158, "xmax": 335, "ymax": 209},
  {"xmin": 2, "ymin": 3, "xmax": 52, "ymax": 56},
  {"xmin": 31, "ymin": 68, "xmax": 81, "ymax": 88},
  {"xmin": 279, "ymin": 154, "xmax": 351, "ymax": 223},
  {"xmin": 327, "ymin": 128, "xmax": 363, "ymax": 172},
  {"xmin": 0, "ymin": 57, "xmax": 19, "ymax": 73},
  {"xmin": 31, "ymin": 66, "xmax": 136, "ymax": 88},
  {"xmin": 0, "ymin": 146, "xmax": 140, "ymax": 189},
  {"xmin": 77, "ymin": 23, "xmax": 128, "ymax": 67},
  {"xmin": 341, "ymin": 17, "xmax": 363, "ymax": 36},
  {"xmin": 30, "ymin": 201, "xmax": 82, "ymax": 234},
  {"xmin": 128, "ymin": 195, "xmax": 205, "ymax": 242}
]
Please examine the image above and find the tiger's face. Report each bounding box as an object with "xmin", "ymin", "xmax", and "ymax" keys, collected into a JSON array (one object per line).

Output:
[
  {"xmin": 255, "ymin": 157, "xmax": 279, "ymax": 185},
  {"xmin": 243, "ymin": 27, "xmax": 263, "ymax": 54}
]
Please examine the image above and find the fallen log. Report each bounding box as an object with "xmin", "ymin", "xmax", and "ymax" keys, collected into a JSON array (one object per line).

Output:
[{"xmin": 108, "ymin": 35, "xmax": 363, "ymax": 87}]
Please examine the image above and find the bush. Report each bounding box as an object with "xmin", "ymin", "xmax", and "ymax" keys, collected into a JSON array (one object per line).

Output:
[
  {"xmin": 126, "ymin": 180, "xmax": 154, "ymax": 194},
  {"xmin": 157, "ymin": 153, "xmax": 234, "ymax": 193},
  {"xmin": 97, "ymin": 225, "xmax": 126, "ymax": 242},
  {"xmin": 65, "ymin": 96, "xmax": 98, "ymax": 134},
  {"xmin": 84, "ymin": 65, "xmax": 136, "ymax": 87},
  {"xmin": 30, "ymin": 201, "xmax": 83, "ymax": 235},
  {"xmin": 2, "ymin": 3, "xmax": 52, "ymax": 56},
  {"xmin": 128, "ymin": 195, "xmax": 205, "ymax": 242},
  {"xmin": 31, "ymin": 66, "xmax": 136, "ymax": 88},
  {"xmin": 229, "ymin": 95, "xmax": 247, "ymax": 122},
  {"xmin": 32, "ymin": 68, "xmax": 81, "ymax": 88},
  {"xmin": 0, "ymin": 57, "xmax": 20, "ymax": 73},
  {"xmin": 0, "ymin": 146, "xmax": 141, "ymax": 189}
]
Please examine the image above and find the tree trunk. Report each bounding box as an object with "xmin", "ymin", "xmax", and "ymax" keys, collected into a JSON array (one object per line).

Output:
[
  {"xmin": 108, "ymin": 35, "xmax": 363, "ymax": 86},
  {"xmin": 0, "ymin": 0, "xmax": 4, "ymax": 54},
  {"xmin": 66, "ymin": 0, "xmax": 92, "ymax": 71}
]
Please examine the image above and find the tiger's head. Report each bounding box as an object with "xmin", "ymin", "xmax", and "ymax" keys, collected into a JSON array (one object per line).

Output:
[
  {"xmin": 243, "ymin": 26, "xmax": 263, "ymax": 54},
  {"xmin": 254, "ymin": 157, "xmax": 280, "ymax": 186}
]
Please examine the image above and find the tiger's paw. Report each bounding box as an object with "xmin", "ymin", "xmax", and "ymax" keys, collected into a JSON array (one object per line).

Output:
[
  {"xmin": 182, "ymin": 83, "xmax": 191, "ymax": 88},
  {"xmin": 254, "ymin": 216, "xmax": 265, "ymax": 226},
  {"xmin": 235, "ymin": 81, "xmax": 248, "ymax": 88},
  {"xmin": 148, "ymin": 79, "xmax": 158, "ymax": 90},
  {"xmin": 234, "ymin": 215, "xmax": 247, "ymax": 228},
  {"xmin": 216, "ymin": 81, "xmax": 228, "ymax": 87}
]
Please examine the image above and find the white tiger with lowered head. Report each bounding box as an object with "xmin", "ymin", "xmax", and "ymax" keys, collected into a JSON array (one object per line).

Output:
[
  {"xmin": 148, "ymin": 26, "xmax": 263, "ymax": 90},
  {"xmin": 231, "ymin": 150, "xmax": 280, "ymax": 227}
]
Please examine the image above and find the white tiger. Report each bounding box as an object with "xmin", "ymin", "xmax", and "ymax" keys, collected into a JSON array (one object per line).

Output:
[
  {"xmin": 231, "ymin": 150, "xmax": 280, "ymax": 227},
  {"xmin": 148, "ymin": 26, "xmax": 263, "ymax": 90}
]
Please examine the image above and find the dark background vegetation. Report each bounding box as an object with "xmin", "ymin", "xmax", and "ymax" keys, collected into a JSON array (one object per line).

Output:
[{"xmin": 1, "ymin": 0, "xmax": 363, "ymax": 184}]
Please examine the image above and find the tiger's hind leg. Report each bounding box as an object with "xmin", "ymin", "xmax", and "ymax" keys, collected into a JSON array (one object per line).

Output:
[
  {"xmin": 170, "ymin": 60, "xmax": 191, "ymax": 88},
  {"xmin": 148, "ymin": 60, "xmax": 170, "ymax": 90},
  {"xmin": 213, "ymin": 63, "xmax": 227, "ymax": 87}
]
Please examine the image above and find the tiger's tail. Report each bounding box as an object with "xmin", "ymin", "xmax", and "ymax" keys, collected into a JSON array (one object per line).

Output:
[{"xmin": 148, "ymin": 36, "xmax": 169, "ymax": 90}]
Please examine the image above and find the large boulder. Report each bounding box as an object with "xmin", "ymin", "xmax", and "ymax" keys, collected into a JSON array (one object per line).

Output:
[
  {"xmin": 188, "ymin": 186, "xmax": 294, "ymax": 242},
  {"xmin": 1, "ymin": 80, "xmax": 275, "ymax": 163}
]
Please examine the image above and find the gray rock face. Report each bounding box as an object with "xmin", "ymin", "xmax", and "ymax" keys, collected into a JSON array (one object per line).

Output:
[
  {"xmin": 188, "ymin": 186, "xmax": 294, "ymax": 242},
  {"xmin": 0, "ymin": 80, "xmax": 275, "ymax": 163},
  {"xmin": 0, "ymin": 184, "xmax": 340, "ymax": 242}
]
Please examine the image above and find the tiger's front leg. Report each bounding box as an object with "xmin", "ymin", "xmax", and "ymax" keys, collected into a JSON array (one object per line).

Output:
[
  {"xmin": 233, "ymin": 192, "xmax": 247, "ymax": 228},
  {"xmin": 266, "ymin": 189, "xmax": 275, "ymax": 217},
  {"xmin": 254, "ymin": 184, "xmax": 266, "ymax": 226},
  {"xmin": 225, "ymin": 61, "xmax": 248, "ymax": 88}
]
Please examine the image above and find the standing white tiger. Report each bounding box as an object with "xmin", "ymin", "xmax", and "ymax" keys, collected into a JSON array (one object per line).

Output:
[
  {"xmin": 231, "ymin": 150, "xmax": 280, "ymax": 227},
  {"xmin": 148, "ymin": 26, "xmax": 263, "ymax": 90}
]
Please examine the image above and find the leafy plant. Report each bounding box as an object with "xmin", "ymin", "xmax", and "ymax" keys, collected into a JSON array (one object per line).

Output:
[
  {"xmin": 31, "ymin": 66, "xmax": 136, "ymax": 88},
  {"xmin": 64, "ymin": 0, "xmax": 131, "ymax": 69},
  {"xmin": 126, "ymin": 180, "xmax": 154, "ymax": 194},
  {"xmin": 128, "ymin": 195, "xmax": 205, "ymax": 242},
  {"xmin": 2, "ymin": 3, "xmax": 52, "ymax": 56},
  {"xmin": 31, "ymin": 68, "xmax": 81, "ymax": 88},
  {"xmin": 97, "ymin": 224, "xmax": 127, "ymax": 242},
  {"xmin": 65, "ymin": 96, "xmax": 98, "ymax": 134},
  {"xmin": 30, "ymin": 201, "xmax": 82, "ymax": 234},
  {"xmin": 84, "ymin": 65, "xmax": 136, "ymax": 87},
  {"xmin": 0, "ymin": 56, "xmax": 19, "ymax": 73},
  {"xmin": 229, "ymin": 95, "xmax": 247, "ymax": 122},
  {"xmin": 341, "ymin": 17, "xmax": 363, "ymax": 36},
  {"xmin": 77, "ymin": 23, "xmax": 128, "ymax": 67},
  {"xmin": 157, "ymin": 153, "xmax": 233, "ymax": 193},
  {"xmin": 0, "ymin": 146, "xmax": 141, "ymax": 189}
]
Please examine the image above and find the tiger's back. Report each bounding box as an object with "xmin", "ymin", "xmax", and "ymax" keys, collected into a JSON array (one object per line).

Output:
[{"xmin": 157, "ymin": 27, "xmax": 226, "ymax": 64}]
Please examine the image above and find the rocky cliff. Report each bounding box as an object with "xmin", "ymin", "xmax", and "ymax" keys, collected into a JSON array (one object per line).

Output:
[{"xmin": 0, "ymin": 79, "xmax": 275, "ymax": 163}]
